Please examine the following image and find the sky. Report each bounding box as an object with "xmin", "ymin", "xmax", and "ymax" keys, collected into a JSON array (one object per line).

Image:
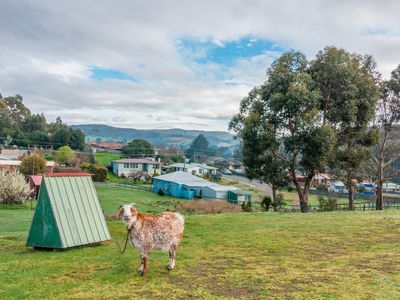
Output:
[{"xmin": 0, "ymin": 0, "xmax": 399, "ymax": 131}]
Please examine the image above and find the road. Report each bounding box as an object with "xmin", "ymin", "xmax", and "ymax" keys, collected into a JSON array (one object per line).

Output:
[{"xmin": 222, "ymin": 174, "xmax": 272, "ymax": 196}]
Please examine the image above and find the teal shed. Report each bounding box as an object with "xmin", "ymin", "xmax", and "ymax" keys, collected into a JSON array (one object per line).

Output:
[
  {"xmin": 27, "ymin": 173, "xmax": 111, "ymax": 249},
  {"xmin": 227, "ymin": 190, "xmax": 252, "ymax": 204}
]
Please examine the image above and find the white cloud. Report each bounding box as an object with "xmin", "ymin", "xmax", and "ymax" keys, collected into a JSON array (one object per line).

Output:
[{"xmin": 0, "ymin": 0, "xmax": 399, "ymax": 130}]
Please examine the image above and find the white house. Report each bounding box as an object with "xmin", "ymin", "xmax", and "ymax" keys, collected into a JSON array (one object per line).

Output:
[
  {"xmin": 111, "ymin": 158, "xmax": 162, "ymax": 177},
  {"xmin": 163, "ymin": 163, "xmax": 218, "ymax": 176}
]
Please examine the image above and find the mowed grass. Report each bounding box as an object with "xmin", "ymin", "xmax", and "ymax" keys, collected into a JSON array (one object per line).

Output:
[
  {"xmin": 94, "ymin": 152, "xmax": 122, "ymax": 166},
  {"xmin": 1, "ymin": 188, "xmax": 400, "ymax": 299}
]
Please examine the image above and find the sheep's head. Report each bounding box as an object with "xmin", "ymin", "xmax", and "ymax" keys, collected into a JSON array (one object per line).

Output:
[{"xmin": 118, "ymin": 204, "xmax": 138, "ymax": 225}]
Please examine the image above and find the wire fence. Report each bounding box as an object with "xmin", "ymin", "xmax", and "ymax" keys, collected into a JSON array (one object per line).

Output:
[
  {"xmin": 283, "ymin": 199, "xmax": 400, "ymax": 212},
  {"xmin": 94, "ymin": 182, "xmax": 152, "ymax": 192}
]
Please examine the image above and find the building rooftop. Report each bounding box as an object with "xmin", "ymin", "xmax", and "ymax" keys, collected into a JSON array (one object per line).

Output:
[
  {"xmin": 205, "ymin": 185, "xmax": 239, "ymax": 191},
  {"xmin": 0, "ymin": 160, "xmax": 54, "ymax": 166},
  {"xmin": 112, "ymin": 158, "xmax": 162, "ymax": 164},
  {"xmin": 165, "ymin": 163, "xmax": 218, "ymax": 170},
  {"xmin": 154, "ymin": 171, "xmax": 218, "ymax": 187},
  {"xmin": 154, "ymin": 171, "xmax": 237, "ymax": 190}
]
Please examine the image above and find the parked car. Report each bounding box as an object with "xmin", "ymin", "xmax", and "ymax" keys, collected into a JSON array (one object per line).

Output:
[{"xmin": 222, "ymin": 168, "xmax": 232, "ymax": 175}]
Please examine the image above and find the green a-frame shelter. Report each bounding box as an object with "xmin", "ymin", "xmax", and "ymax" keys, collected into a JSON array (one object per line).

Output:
[{"xmin": 27, "ymin": 174, "xmax": 111, "ymax": 249}]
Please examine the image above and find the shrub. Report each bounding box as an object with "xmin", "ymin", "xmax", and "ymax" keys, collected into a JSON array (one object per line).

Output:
[
  {"xmin": 120, "ymin": 173, "xmax": 126, "ymax": 178},
  {"xmin": 19, "ymin": 154, "xmax": 47, "ymax": 176},
  {"xmin": 158, "ymin": 189, "xmax": 165, "ymax": 196},
  {"xmin": 241, "ymin": 201, "xmax": 253, "ymax": 212},
  {"xmin": 318, "ymin": 195, "xmax": 338, "ymax": 211},
  {"xmin": 55, "ymin": 146, "xmax": 75, "ymax": 166},
  {"xmin": 316, "ymin": 183, "xmax": 328, "ymax": 191},
  {"xmin": 0, "ymin": 170, "xmax": 31, "ymax": 204},
  {"xmin": 81, "ymin": 163, "xmax": 107, "ymax": 182},
  {"xmin": 261, "ymin": 196, "xmax": 272, "ymax": 211},
  {"xmin": 287, "ymin": 185, "xmax": 294, "ymax": 192},
  {"xmin": 272, "ymin": 193, "xmax": 286, "ymax": 211},
  {"xmin": 91, "ymin": 164, "xmax": 108, "ymax": 182}
]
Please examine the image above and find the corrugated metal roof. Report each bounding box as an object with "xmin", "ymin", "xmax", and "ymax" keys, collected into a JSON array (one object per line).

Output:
[
  {"xmin": 165, "ymin": 163, "xmax": 218, "ymax": 170},
  {"xmin": 204, "ymin": 185, "xmax": 239, "ymax": 192},
  {"xmin": 154, "ymin": 171, "xmax": 214, "ymax": 187},
  {"xmin": 112, "ymin": 158, "xmax": 162, "ymax": 164},
  {"xmin": 154, "ymin": 171, "xmax": 231, "ymax": 190},
  {"xmin": 27, "ymin": 175, "xmax": 110, "ymax": 248}
]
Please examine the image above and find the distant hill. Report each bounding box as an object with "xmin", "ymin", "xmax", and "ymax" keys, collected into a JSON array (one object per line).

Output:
[{"xmin": 71, "ymin": 124, "xmax": 238, "ymax": 148}]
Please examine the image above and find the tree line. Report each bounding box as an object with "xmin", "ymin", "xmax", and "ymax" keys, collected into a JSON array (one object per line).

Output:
[
  {"xmin": 230, "ymin": 46, "xmax": 400, "ymax": 212},
  {"xmin": 0, "ymin": 94, "xmax": 85, "ymax": 150}
]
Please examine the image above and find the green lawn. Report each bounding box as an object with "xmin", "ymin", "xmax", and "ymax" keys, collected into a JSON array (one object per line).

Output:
[
  {"xmin": 94, "ymin": 152, "xmax": 122, "ymax": 166},
  {"xmin": 1, "ymin": 188, "xmax": 400, "ymax": 299}
]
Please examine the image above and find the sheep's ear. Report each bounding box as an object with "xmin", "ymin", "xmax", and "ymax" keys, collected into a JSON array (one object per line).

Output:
[
  {"xmin": 118, "ymin": 206, "xmax": 124, "ymax": 218},
  {"xmin": 130, "ymin": 206, "xmax": 138, "ymax": 216}
]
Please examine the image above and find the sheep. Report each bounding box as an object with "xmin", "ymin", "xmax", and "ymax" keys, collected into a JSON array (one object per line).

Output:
[{"xmin": 118, "ymin": 204, "xmax": 185, "ymax": 276}]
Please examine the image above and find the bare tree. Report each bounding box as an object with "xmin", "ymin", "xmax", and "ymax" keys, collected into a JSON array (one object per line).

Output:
[{"xmin": 363, "ymin": 65, "xmax": 400, "ymax": 210}]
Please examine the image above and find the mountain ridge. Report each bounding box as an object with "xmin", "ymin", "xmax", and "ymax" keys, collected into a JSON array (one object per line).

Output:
[{"xmin": 71, "ymin": 124, "xmax": 237, "ymax": 148}]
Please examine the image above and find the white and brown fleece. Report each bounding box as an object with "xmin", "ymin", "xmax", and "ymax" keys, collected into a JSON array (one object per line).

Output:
[{"xmin": 119, "ymin": 204, "xmax": 184, "ymax": 276}]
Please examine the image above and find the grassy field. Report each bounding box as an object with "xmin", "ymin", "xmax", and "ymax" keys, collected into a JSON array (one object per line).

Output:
[
  {"xmin": 94, "ymin": 152, "xmax": 122, "ymax": 166},
  {"xmin": 1, "ymin": 187, "xmax": 400, "ymax": 299}
]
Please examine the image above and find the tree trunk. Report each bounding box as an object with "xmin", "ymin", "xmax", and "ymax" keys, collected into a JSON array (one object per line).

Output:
[
  {"xmin": 299, "ymin": 192, "xmax": 309, "ymax": 213},
  {"xmin": 348, "ymin": 188, "xmax": 354, "ymax": 211},
  {"xmin": 346, "ymin": 176, "xmax": 354, "ymax": 211},
  {"xmin": 293, "ymin": 179, "xmax": 309, "ymax": 213},
  {"xmin": 272, "ymin": 187, "xmax": 277, "ymax": 203},
  {"xmin": 376, "ymin": 180, "xmax": 384, "ymax": 210}
]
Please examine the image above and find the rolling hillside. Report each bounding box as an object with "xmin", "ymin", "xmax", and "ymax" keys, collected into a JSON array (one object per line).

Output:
[{"xmin": 71, "ymin": 124, "xmax": 238, "ymax": 148}]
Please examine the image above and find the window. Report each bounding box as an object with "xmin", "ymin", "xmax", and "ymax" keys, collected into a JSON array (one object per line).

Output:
[
  {"xmin": 123, "ymin": 163, "xmax": 129, "ymax": 168},
  {"xmin": 129, "ymin": 163, "xmax": 139, "ymax": 168}
]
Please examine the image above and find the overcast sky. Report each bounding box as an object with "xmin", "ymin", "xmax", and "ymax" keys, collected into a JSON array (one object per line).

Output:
[{"xmin": 1, "ymin": 0, "xmax": 399, "ymax": 131}]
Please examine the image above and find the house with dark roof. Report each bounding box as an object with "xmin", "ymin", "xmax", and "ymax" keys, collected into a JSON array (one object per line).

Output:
[{"xmin": 111, "ymin": 158, "xmax": 162, "ymax": 177}]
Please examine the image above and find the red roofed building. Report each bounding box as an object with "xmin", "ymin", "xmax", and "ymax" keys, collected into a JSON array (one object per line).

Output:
[
  {"xmin": 87, "ymin": 142, "xmax": 124, "ymax": 150},
  {"xmin": 29, "ymin": 175, "xmax": 43, "ymax": 199}
]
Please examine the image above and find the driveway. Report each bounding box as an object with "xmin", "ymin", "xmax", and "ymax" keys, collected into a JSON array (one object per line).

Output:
[{"xmin": 222, "ymin": 175, "xmax": 272, "ymax": 196}]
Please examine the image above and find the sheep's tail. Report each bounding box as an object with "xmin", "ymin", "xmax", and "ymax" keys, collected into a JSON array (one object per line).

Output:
[{"xmin": 175, "ymin": 213, "xmax": 185, "ymax": 225}]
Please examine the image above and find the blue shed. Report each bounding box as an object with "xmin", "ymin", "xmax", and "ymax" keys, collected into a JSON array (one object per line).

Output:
[
  {"xmin": 153, "ymin": 171, "xmax": 213, "ymax": 199},
  {"xmin": 153, "ymin": 171, "xmax": 241, "ymax": 201}
]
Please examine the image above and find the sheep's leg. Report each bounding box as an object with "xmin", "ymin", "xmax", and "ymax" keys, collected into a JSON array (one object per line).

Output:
[
  {"xmin": 142, "ymin": 256, "xmax": 148, "ymax": 276},
  {"xmin": 167, "ymin": 244, "xmax": 177, "ymax": 271},
  {"xmin": 138, "ymin": 254, "xmax": 144, "ymax": 273},
  {"xmin": 141, "ymin": 249, "xmax": 151, "ymax": 276}
]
